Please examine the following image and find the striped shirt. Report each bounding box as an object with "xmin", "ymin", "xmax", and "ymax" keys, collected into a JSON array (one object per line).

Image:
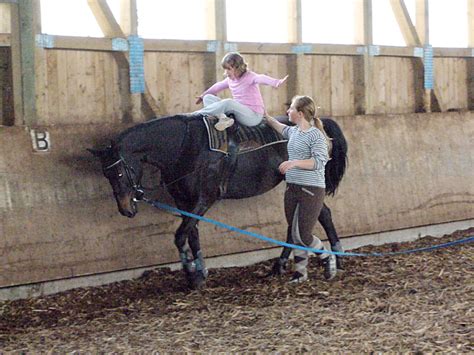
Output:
[{"xmin": 282, "ymin": 125, "xmax": 329, "ymax": 188}]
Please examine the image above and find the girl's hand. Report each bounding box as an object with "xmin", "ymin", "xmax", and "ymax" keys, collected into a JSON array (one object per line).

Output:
[
  {"xmin": 195, "ymin": 96, "xmax": 203, "ymax": 105},
  {"xmin": 279, "ymin": 160, "xmax": 297, "ymax": 174},
  {"xmin": 279, "ymin": 75, "xmax": 289, "ymax": 86}
]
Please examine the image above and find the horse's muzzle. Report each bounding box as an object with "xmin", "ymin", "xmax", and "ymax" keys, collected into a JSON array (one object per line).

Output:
[{"xmin": 117, "ymin": 194, "xmax": 137, "ymax": 218}]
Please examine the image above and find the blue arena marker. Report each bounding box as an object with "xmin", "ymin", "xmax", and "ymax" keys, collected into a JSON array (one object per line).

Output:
[
  {"xmin": 35, "ymin": 34, "xmax": 54, "ymax": 48},
  {"xmin": 128, "ymin": 35, "xmax": 145, "ymax": 94},
  {"xmin": 424, "ymin": 45, "xmax": 434, "ymax": 89},
  {"xmin": 112, "ymin": 38, "xmax": 129, "ymax": 52}
]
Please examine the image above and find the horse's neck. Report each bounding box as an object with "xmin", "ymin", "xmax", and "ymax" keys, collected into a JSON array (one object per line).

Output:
[{"xmin": 121, "ymin": 115, "xmax": 192, "ymax": 165}]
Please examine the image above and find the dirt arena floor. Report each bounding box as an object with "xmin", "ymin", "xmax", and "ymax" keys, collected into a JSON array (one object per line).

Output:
[{"xmin": 1, "ymin": 228, "xmax": 473, "ymax": 352}]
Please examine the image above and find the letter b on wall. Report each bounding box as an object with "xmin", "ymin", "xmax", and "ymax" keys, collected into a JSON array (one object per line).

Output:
[{"xmin": 30, "ymin": 130, "xmax": 50, "ymax": 152}]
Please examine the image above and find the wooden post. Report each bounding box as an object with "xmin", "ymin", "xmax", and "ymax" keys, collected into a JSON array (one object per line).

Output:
[
  {"xmin": 287, "ymin": 0, "xmax": 305, "ymax": 104},
  {"xmin": 354, "ymin": 0, "xmax": 373, "ymax": 115},
  {"xmin": 10, "ymin": 0, "xmax": 42, "ymax": 126},
  {"xmin": 212, "ymin": 0, "xmax": 227, "ymax": 85},
  {"xmin": 415, "ymin": 0, "xmax": 431, "ymax": 112},
  {"xmin": 120, "ymin": 0, "xmax": 141, "ymax": 121},
  {"xmin": 467, "ymin": 0, "xmax": 474, "ymax": 110},
  {"xmin": 10, "ymin": 1, "xmax": 23, "ymax": 125}
]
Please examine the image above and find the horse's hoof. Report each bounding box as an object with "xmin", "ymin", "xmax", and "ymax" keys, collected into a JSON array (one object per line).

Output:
[
  {"xmin": 336, "ymin": 257, "xmax": 344, "ymax": 271},
  {"xmin": 271, "ymin": 259, "xmax": 288, "ymax": 276},
  {"xmin": 187, "ymin": 270, "xmax": 208, "ymax": 290}
]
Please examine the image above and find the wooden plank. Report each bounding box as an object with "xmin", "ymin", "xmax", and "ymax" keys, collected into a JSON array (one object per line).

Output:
[
  {"xmin": 56, "ymin": 50, "xmax": 69, "ymax": 121},
  {"xmin": 389, "ymin": 0, "xmax": 421, "ymax": 46},
  {"xmin": 0, "ymin": 33, "xmax": 10, "ymax": 46},
  {"xmin": 311, "ymin": 55, "xmax": 331, "ymax": 116},
  {"xmin": 45, "ymin": 50, "xmax": 59, "ymax": 121},
  {"xmin": 467, "ymin": 58, "xmax": 474, "ymax": 110}
]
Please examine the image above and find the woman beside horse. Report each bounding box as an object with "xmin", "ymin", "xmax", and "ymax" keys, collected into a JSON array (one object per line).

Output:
[{"xmin": 266, "ymin": 95, "xmax": 337, "ymax": 283}]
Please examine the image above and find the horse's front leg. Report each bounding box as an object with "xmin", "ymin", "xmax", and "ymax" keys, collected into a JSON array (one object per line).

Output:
[
  {"xmin": 174, "ymin": 202, "xmax": 212, "ymax": 290},
  {"xmin": 318, "ymin": 203, "xmax": 344, "ymax": 270}
]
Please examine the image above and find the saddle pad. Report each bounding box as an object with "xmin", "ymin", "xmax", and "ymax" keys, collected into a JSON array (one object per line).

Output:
[{"xmin": 202, "ymin": 115, "xmax": 287, "ymax": 154}]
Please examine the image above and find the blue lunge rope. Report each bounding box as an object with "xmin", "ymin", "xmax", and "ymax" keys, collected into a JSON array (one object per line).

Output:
[{"xmin": 143, "ymin": 199, "xmax": 473, "ymax": 257}]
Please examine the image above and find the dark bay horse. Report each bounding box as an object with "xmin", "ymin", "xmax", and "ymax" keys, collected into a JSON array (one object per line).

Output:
[{"xmin": 89, "ymin": 114, "xmax": 347, "ymax": 289}]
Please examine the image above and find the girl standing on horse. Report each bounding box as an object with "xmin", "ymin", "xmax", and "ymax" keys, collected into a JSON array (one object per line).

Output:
[
  {"xmin": 265, "ymin": 95, "xmax": 337, "ymax": 283},
  {"xmin": 194, "ymin": 52, "xmax": 288, "ymax": 131}
]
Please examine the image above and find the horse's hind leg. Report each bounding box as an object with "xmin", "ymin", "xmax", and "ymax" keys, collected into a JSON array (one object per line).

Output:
[{"xmin": 318, "ymin": 203, "xmax": 344, "ymax": 270}]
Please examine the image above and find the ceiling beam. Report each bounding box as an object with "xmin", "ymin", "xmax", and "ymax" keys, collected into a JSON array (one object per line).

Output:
[{"xmin": 389, "ymin": 0, "xmax": 421, "ymax": 46}]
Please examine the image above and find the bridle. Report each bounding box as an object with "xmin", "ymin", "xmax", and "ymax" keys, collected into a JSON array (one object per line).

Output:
[{"xmin": 104, "ymin": 155, "xmax": 144, "ymax": 200}]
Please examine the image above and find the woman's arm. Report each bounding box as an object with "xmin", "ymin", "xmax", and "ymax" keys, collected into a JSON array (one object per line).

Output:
[
  {"xmin": 278, "ymin": 159, "xmax": 315, "ymax": 174},
  {"xmin": 265, "ymin": 114, "xmax": 287, "ymax": 135}
]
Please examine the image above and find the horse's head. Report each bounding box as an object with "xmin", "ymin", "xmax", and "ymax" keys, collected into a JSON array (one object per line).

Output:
[{"xmin": 88, "ymin": 145, "xmax": 144, "ymax": 218}]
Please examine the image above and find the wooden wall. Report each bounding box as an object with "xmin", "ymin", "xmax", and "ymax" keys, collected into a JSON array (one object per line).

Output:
[
  {"xmin": 1, "ymin": 111, "xmax": 472, "ymax": 288},
  {"xmin": 31, "ymin": 49, "xmax": 472, "ymax": 125},
  {"xmin": 36, "ymin": 50, "xmax": 123, "ymax": 124},
  {"xmin": 434, "ymin": 57, "xmax": 469, "ymax": 111}
]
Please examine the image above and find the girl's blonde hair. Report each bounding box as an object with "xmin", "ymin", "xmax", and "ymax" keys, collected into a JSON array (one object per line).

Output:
[
  {"xmin": 292, "ymin": 95, "xmax": 332, "ymax": 155},
  {"xmin": 221, "ymin": 52, "xmax": 247, "ymax": 77}
]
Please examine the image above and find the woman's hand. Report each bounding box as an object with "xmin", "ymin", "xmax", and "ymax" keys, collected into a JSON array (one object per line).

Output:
[
  {"xmin": 279, "ymin": 160, "xmax": 297, "ymax": 174},
  {"xmin": 195, "ymin": 96, "xmax": 203, "ymax": 105}
]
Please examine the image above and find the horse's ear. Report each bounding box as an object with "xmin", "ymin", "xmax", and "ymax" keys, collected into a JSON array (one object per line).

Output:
[{"xmin": 87, "ymin": 148, "xmax": 107, "ymax": 158}]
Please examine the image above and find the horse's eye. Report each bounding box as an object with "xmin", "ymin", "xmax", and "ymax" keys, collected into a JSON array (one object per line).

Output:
[{"xmin": 118, "ymin": 173, "xmax": 123, "ymax": 178}]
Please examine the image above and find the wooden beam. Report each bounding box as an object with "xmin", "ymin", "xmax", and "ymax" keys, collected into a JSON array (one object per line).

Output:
[
  {"xmin": 389, "ymin": 0, "xmax": 421, "ymax": 46},
  {"xmin": 415, "ymin": 0, "xmax": 429, "ymax": 45},
  {"xmin": 287, "ymin": 0, "xmax": 302, "ymax": 44},
  {"xmin": 120, "ymin": 0, "xmax": 137, "ymax": 36},
  {"xmin": 87, "ymin": 0, "xmax": 160, "ymax": 119},
  {"xmin": 87, "ymin": 0, "xmax": 123, "ymax": 37}
]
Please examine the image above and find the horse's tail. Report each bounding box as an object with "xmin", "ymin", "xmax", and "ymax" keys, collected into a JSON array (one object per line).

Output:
[{"xmin": 322, "ymin": 118, "xmax": 348, "ymax": 196}]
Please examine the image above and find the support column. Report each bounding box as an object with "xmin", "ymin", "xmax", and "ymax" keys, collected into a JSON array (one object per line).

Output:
[
  {"xmin": 354, "ymin": 0, "xmax": 373, "ymax": 115},
  {"xmin": 287, "ymin": 0, "xmax": 306, "ymax": 105},
  {"xmin": 120, "ymin": 0, "xmax": 141, "ymax": 121},
  {"xmin": 11, "ymin": 0, "xmax": 41, "ymax": 126},
  {"xmin": 212, "ymin": 0, "xmax": 227, "ymax": 84},
  {"xmin": 467, "ymin": 0, "xmax": 474, "ymax": 110},
  {"xmin": 415, "ymin": 0, "xmax": 431, "ymax": 112}
]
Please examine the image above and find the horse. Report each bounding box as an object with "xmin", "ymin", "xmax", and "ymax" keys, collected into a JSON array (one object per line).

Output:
[{"xmin": 88, "ymin": 113, "xmax": 347, "ymax": 289}]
